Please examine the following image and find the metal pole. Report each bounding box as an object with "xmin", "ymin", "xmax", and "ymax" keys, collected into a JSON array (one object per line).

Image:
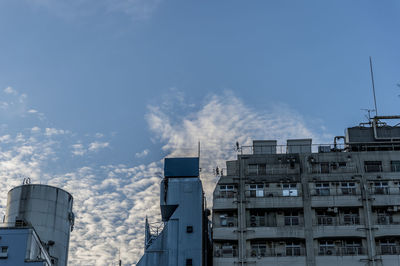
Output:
[{"xmin": 369, "ymin": 56, "xmax": 378, "ymax": 116}]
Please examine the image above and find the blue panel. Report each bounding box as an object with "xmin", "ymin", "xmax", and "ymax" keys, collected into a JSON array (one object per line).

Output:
[{"xmin": 164, "ymin": 158, "xmax": 199, "ymax": 177}]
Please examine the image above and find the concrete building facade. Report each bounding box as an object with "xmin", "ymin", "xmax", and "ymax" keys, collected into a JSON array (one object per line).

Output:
[{"xmin": 212, "ymin": 116, "xmax": 400, "ymax": 266}]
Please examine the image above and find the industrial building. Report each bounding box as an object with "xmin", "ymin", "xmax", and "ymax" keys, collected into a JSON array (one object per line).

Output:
[
  {"xmin": 137, "ymin": 157, "xmax": 212, "ymax": 266},
  {"xmin": 0, "ymin": 184, "xmax": 74, "ymax": 266},
  {"xmin": 212, "ymin": 116, "xmax": 400, "ymax": 266}
]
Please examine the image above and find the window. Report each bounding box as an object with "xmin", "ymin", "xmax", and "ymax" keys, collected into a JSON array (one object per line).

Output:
[
  {"xmin": 364, "ymin": 161, "xmax": 382, "ymax": 172},
  {"xmin": 315, "ymin": 183, "xmax": 330, "ymax": 196},
  {"xmin": 0, "ymin": 246, "xmax": 8, "ymax": 259},
  {"xmin": 186, "ymin": 226, "xmax": 193, "ymax": 233},
  {"xmin": 258, "ymin": 164, "xmax": 266, "ymax": 175},
  {"xmin": 219, "ymin": 185, "xmax": 234, "ymax": 198},
  {"xmin": 341, "ymin": 182, "xmax": 356, "ymax": 195},
  {"xmin": 373, "ymin": 182, "xmax": 389, "ymax": 195},
  {"xmin": 380, "ymin": 240, "xmax": 397, "ymax": 255},
  {"xmin": 319, "ymin": 240, "xmax": 335, "ymax": 255},
  {"xmin": 284, "ymin": 211, "xmax": 299, "ymax": 226},
  {"xmin": 248, "ymin": 164, "xmax": 258, "ymax": 175},
  {"xmin": 377, "ymin": 209, "xmax": 393, "ymax": 224},
  {"xmin": 220, "ymin": 213, "xmax": 236, "ymax": 227},
  {"xmin": 251, "ymin": 242, "xmax": 267, "ymax": 257},
  {"xmin": 282, "ymin": 183, "xmax": 298, "ymax": 196},
  {"xmin": 391, "ymin": 161, "xmax": 400, "ymax": 172},
  {"xmin": 320, "ymin": 162, "xmax": 330, "ymax": 173},
  {"xmin": 286, "ymin": 242, "xmax": 301, "ymax": 256},
  {"xmin": 344, "ymin": 240, "xmax": 361, "ymax": 255},
  {"xmin": 316, "ymin": 210, "xmax": 335, "ymax": 225},
  {"xmin": 343, "ymin": 209, "xmax": 360, "ymax": 225},
  {"xmin": 249, "ymin": 210, "xmax": 266, "ymax": 227},
  {"xmin": 249, "ymin": 184, "xmax": 264, "ymax": 197},
  {"xmin": 186, "ymin": 259, "xmax": 193, "ymax": 266}
]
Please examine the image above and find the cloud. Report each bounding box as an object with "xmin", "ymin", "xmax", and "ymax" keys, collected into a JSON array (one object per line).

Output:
[
  {"xmin": 27, "ymin": 109, "xmax": 38, "ymax": 114},
  {"xmin": 0, "ymin": 90, "xmax": 331, "ymax": 265},
  {"xmin": 88, "ymin": 141, "xmax": 110, "ymax": 152},
  {"xmin": 71, "ymin": 143, "xmax": 86, "ymax": 156},
  {"xmin": 25, "ymin": 0, "xmax": 162, "ymax": 20},
  {"xmin": 135, "ymin": 149, "xmax": 149, "ymax": 158},
  {"xmin": 3, "ymin": 86, "xmax": 17, "ymax": 95},
  {"xmin": 45, "ymin": 127, "xmax": 66, "ymax": 136}
]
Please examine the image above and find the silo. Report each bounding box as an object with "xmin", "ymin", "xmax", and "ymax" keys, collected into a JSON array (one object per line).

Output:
[{"xmin": 5, "ymin": 184, "xmax": 74, "ymax": 266}]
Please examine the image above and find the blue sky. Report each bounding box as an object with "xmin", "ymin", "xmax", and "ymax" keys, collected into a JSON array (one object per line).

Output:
[{"xmin": 0, "ymin": 1, "xmax": 399, "ymax": 265}]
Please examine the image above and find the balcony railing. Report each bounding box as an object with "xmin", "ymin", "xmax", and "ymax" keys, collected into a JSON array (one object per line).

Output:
[
  {"xmin": 314, "ymin": 216, "xmax": 361, "ymax": 226},
  {"xmin": 245, "ymin": 190, "xmax": 301, "ymax": 198},
  {"xmin": 248, "ymin": 247, "xmax": 306, "ymax": 257},
  {"xmin": 318, "ymin": 247, "xmax": 365, "ymax": 256},
  {"xmin": 376, "ymin": 245, "xmax": 400, "ymax": 255},
  {"xmin": 214, "ymin": 191, "xmax": 236, "ymax": 198},
  {"xmin": 214, "ymin": 247, "xmax": 238, "ymax": 258},
  {"xmin": 310, "ymin": 189, "xmax": 361, "ymax": 196}
]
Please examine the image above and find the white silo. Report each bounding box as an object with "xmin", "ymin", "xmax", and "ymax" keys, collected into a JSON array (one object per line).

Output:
[{"xmin": 5, "ymin": 184, "xmax": 74, "ymax": 266}]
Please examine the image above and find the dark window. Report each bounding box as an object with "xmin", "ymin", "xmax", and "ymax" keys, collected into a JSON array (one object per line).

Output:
[
  {"xmin": 186, "ymin": 226, "xmax": 193, "ymax": 233},
  {"xmin": 186, "ymin": 259, "xmax": 193, "ymax": 266},
  {"xmin": 391, "ymin": 161, "xmax": 400, "ymax": 172},
  {"xmin": 320, "ymin": 163, "xmax": 329, "ymax": 173},
  {"xmin": 364, "ymin": 161, "xmax": 382, "ymax": 172}
]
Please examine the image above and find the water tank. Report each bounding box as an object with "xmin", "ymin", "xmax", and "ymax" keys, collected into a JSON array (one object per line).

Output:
[{"xmin": 5, "ymin": 184, "xmax": 74, "ymax": 266}]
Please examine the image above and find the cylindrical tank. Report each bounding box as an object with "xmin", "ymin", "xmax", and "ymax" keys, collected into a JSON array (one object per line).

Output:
[{"xmin": 5, "ymin": 184, "xmax": 74, "ymax": 266}]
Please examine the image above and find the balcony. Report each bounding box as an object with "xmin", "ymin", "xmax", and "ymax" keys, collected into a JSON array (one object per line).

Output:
[
  {"xmin": 318, "ymin": 247, "xmax": 365, "ymax": 256},
  {"xmin": 214, "ymin": 246, "xmax": 238, "ymax": 258},
  {"xmin": 248, "ymin": 247, "xmax": 306, "ymax": 257},
  {"xmin": 376, "ymin": 245, "xmax": 400, "ymax": 255},
  {"xmin": 246, "ymin": 193, "xmax": 303, "ymax": 209},
  {"xmin": 311, "ymin": 193, "xmax": 361, "ymax": 208},
  {"xmin": 213, "ymin": 191, "xmax": 237, "ymax": 210}
]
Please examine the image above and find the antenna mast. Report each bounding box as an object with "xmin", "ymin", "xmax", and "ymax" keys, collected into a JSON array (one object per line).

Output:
[{"xmin": 369, "ymin": 56, "xmax": 378, "ymax": 116}]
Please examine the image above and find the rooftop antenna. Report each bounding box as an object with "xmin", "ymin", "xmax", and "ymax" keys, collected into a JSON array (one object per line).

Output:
[{"xmin": 369, "ymin": 56, "xmax": 378, "ymax": 116}]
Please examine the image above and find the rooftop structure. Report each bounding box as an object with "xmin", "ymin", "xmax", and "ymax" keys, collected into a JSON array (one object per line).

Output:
[
  {"xmin": 137, "ymin": 157, "xmax": 212, "ymax": 266},
  {"xmin": 212, "ymin": 116, "xmax": 400, "ymax": 266},
  {"xmin": 1, "ymin": 184, "xmax": 74, "ymax": 266}
]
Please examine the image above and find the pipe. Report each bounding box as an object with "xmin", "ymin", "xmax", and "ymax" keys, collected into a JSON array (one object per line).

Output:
[{"xmin": 334, "ymin": 136, "xmax": 345, "ymax": 149}]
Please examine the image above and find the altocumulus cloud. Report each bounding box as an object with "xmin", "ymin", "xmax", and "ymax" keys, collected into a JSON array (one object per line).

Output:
[{"xmin": 0, "ymin": 88, "xmax": 331, "ymax": 265}]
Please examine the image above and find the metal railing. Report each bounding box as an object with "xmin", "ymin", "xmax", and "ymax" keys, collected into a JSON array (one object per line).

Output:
[
  {"xmin": 310, "ymin": 189, "xmax": 361, "ymax": 196},
  {"xmin": 214, "ymin": 247, "xmax": 238, "ymax": 258},
  {"xmin": 376, "ymin": 245, "xmax": 400, "ymax": 255},
  {"xmin": 248, "ymin": 247, "xmax": 306, "ymax": 257},
  {"xmin": 314, "ymin": 216, "xmax": 361, "ymax": 226},
  {"xmin": 245, "ymin": 190, "xmax": 301, "ymax": 198},
  {"xmin": 318, "ymin": 247, "xmax": 365, "ymax": 256},
  {"xmin": 214, "ymin": 191, "xmax": 236, "ymax": 199}
]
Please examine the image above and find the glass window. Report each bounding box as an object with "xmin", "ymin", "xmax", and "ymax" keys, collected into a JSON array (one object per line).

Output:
[
  {"xmin": 219, "ymin": 185, "xmax": 234, "ymax": 197},
  {"xmin": 341, "ymin": 182, "xmax": 356, "ymax": 195},
  {"xmin": 364, "ymin": 161, "xmax": 382, "ymax": 172},
  {"xmin": 391, "ymin": 161, "xmax": 400, "ymax": 172},
  {"xmin": 319, "ymin": 240, "xmax": 335, "ymax": 255},
  {"xmin": 380, "ymin": 240, "xmax": 397, "ymax": 255},
  {"xmin": 251, "ymin": 242, "xmax": 267, "ymax": 257},
  {"xmin": 373, "ymin": 182, "xmax": 389, "ymax": 195},
  {"xmin": 282, "ymin": 183, "xmax": 298, "ymax": 196},
  {"xmin": 343, "ymin": 209, "xmax": 360, "ymax": 225},
  {"xmin": 315, "ymin": 183, "xmax": 330, "ymax": 196},
  {"xmin": 284, "ymin": 211, "xmax": 299, "ymax": 226},
  {"xmin": 249, "ymin": 184, "xmax": 264, "ymax": 197},
  {"xmin": 320, "ymin": 162, "xmax": 329, "ymax": 173},
  {"xmin": 286, "ymin": 242, "xmax": 301, "ymax": 256}
]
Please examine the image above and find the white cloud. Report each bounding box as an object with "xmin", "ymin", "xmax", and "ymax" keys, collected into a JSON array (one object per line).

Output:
[
  {"xmin": 26, "ymin": 0, "xmax": 162, "ymax": 20},
  {"xmin": 28, "ymin": 109, "xmax": 38, "ymax": 114},
  {"xmin": 135, "ymin": 149, "xmax": 149, "ymax": 158},
  {"xmin": 71, "ymin": 143, "xmax": 86, "ymax": 156},
  {"xmin": 3, "ymin": 86, "xmax": 16, "ymax": 95},
  {"xmin": 88, "ymin": 141, "xmax": 110, "ymax": 152},
  {"xmin": 45, "ymin": 128, "xmax": 65, "ymax": 136},
  {"xmin": 31, "ymin": 127, "xmax": 41, "ymax": 133}
]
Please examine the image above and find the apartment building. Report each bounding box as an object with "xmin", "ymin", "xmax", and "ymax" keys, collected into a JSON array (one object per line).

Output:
[{"xmin": 212, "ymin": 116, "xmax": 400, "ymax": 266}]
